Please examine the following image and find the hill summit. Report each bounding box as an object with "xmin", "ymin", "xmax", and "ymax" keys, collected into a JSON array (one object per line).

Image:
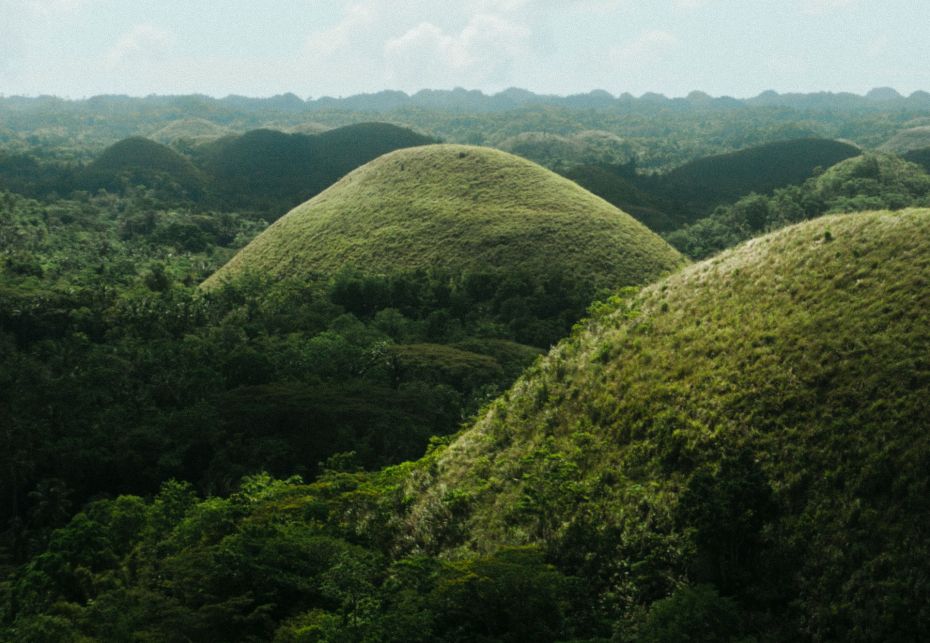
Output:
[
  {"xmin": 204, "ymin": 144, "xmax": 684, "ymax": 289},
  {"xmin": 402, "ymin": 208, "xmax": 930, "ymax": 639}
]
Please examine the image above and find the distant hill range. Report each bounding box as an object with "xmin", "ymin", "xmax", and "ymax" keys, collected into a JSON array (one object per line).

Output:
[{"xmin": 3, "ymin": 87, "xmax": 930, "ymax": 116}]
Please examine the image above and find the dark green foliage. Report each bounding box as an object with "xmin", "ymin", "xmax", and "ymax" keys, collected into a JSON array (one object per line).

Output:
[
  {"xmin": 651, "ymin": 137, "xmax": 860, "ymax": 218},
  {"xmin": 0, "ymin": 226, "xmax": 587, "ymax": 541},
  {"xmin": 2, "ymin": 475, "xmax": 586, "ymax": 642},
  {"xmin": 195, "ymin": 123, "xmax": 436, "ymax": 215},
  {"xmin": 561, "ymin": 162, "xmax": 689, "ymax": 232},
  {"xmin": 902, "ymin": 145, "xmax": 930, "ymax": 173},
  {"xmin": 563, "ymin": 138, "xmax": 861, "ymax": 233},
  {"xmin": 82, "ymin": 136, "xmax": 206, "ymax": 201},
  {"xmin": 636, "ymin": 585, "xmax": 743, "ymax": 643},
  {"xmin": 668, "ymin": 153, "xmax": 930, "ymax": 258},
  {"xmin": 675, "ymin": 450, "xmax": 777, "ymax": 595},
  {"xmin": 1, "ymin": 123, "xmax": 435, "ymax": 218},
  {"xmin": 7, "ymin": 94, "xmax": 930, "ymax": 641}
]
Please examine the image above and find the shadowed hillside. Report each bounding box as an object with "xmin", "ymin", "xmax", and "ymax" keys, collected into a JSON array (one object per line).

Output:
[
  {"xmin": 666, "ymin": 152, "xmax": 930, "ymax": 258},
  {"xmin": 904, "ymin": 146, "xmax": 930, "ymax": 173},
  {"xmin": 203, "ymin": 144, "xmax": 685, "ymax": 290},
  {"xmin": 81, "ymin": 136, "xmax": 206, "ymax": 198},
  {"xmin": 651, "ymin": 137, "xmax": 861, "ymax": 219},
  {"xmin": 195, "ymin": 122, "xmax": 436, "ymax": 214},
  {"xmin": 402, "ymin": 208, "xmax": 930, "ymax": 640},
  {"xmin": 560, "ymin": 162, "xmax": 687, "ymax": 231}
]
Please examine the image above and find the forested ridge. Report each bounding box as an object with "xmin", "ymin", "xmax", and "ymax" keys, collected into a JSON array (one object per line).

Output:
[{"xmin": 4, "ymin": 92, "xmax": 930, "ymax": 640}]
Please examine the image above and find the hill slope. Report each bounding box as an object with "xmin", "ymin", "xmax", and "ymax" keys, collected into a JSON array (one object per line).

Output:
[
  {"xmin": 82, "ymin": 136, "xmax": 205, "ymax": 196},
  {"xmin": 666, "ymin": 152, "xmax": 930, "ymax": 259},
  {"xmin": 653, "ymin": 137, "xmax": 861, "ymax": 218},
  {"xmin": 403, "ymin": 208, "xmax": 930, "ymax": 639},
  {"xmin": 203, "ymin": 144, "xmax": 685, "ymax": 289},
  {"xmin": 195, "ymin": 122, "xmax": 436, "ymax": 214},
  {"xmin": 560, "ymin": 163, "xmax": 687, "ymax": 232},
  {"xmin": 879, "ymin": 126, "xmax": 930, "ymax": 153}
]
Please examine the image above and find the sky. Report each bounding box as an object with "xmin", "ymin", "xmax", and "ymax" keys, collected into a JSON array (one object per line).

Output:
[{"xmin": 2, "ymin": 0, "xmax": 929, "ymax": 99}]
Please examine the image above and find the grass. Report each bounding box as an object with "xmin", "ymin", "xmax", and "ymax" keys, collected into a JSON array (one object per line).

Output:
[
  {"xmin": 401, "ymin": 208, "xmax": 930, "ymax": 638},
  {"xmin": 87, "ymin": 136, "xmax": 205, "ymax": 189},
  {"xmin": 879, "ymin": 125, "xmax": 930, "ymax": 153},
  {"xmin": 203, "ymin": 144, "xmax": 685, "ymax": 290},
  {"xmin": 656, "ymin": 137, "xmax": 861, "ymax": 217}
]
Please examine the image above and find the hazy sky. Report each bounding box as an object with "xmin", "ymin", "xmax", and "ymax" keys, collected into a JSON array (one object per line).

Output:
[{"xmin": 2, "ymin": 0, "xmax": 928, "ymax": 99}]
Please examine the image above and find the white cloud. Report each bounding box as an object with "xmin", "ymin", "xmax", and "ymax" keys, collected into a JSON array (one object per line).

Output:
[
  {"xmin": 105, "ymin": 24, "xmax": 175, "ymax": 70},
  {"xmin": 609, "ymin": 30, "xmax": 680, "ymax": 69},
  {"xmin": 295, "ymin": 1, "xmax": 535, "ymax": 95},
  {"xmin": 303, "ymin": 3, "xmax": 377, "ymax": 62},
  {"xmin": 801, "ymin": 0, "xmax": 858, "ymax": 15},
  {"xmin": 384, "ymin": 14, "xmax": 530, "ymax": 91}
]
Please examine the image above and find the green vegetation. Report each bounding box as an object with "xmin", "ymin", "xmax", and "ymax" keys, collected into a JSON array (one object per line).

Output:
[
  {"xmin": 560, "ymin": 162, "xmax": 686, "ymax": 232},
  {"xmin": 205, "ymin": 144, "xmax": 684, "ymax": 290},
  {"xmin": 879, "ymin": 125, "xmax": 930, "ymax": 153},
  {"xmin": 401, "ymin": 209, "xmax": 930, "ymax": 639},
  {"xmin": 668, "ymin": 152, "xmax": 930, "ymax": 258},
  {"xmin": 82, "ymin": 136, "xmax": 206, "ymax": 200},
  {"xmin": 497, "ymin": 130, "xmax": 634, "ymax": 169},
  {"xmin": 7, "ymin": 209, "xmax": 930, "ymax": 641},
  {"xmin": 649, "ymin": 137, "xmax": 861, "ymax": 219},
  {"xmin": 561, "ymin": 138, "xmax": 860, "ymax": 233},
  {"xmin": 4, "ymin": 89, "xmax": 927, "ymax": 172},
  {"xmin": 903, "ymin": 145, "xmax": 930, "ymax": 173},
  {"xmin": 195, "ymin": 122, "xmax": 436, "ymax": 214},
  {"xmin": 0, "ymin": 122, "xmax": 436, "ymax": 218},
  {"xmin": 6, "ymin": 91, "xmax": 930, "ymax": 640}
]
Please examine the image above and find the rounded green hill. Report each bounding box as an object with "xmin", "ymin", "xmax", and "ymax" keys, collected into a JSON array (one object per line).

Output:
[
  {"xmin": 84, "ymin": 136, "xmax": 205, "ymax": 195},
  {"xmin": 403, "ymin": 208, "xmax": 930, "ymax": 638},
  {"xmin": 203, "ymin": 144, "xmax": 684, "ymax": 289},
  {"xmin": 879, "ymin": 125, "xmax": 930, "ymax": 153}
]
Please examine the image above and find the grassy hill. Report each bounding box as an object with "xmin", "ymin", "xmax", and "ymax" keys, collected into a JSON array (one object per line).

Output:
[
  {"xmin": 148, "ymin": 117, "xmax": 232, "ymax": 144},
  {"xmin": 403, "ymin": 208, "xmax": 930, "ymax": 639},
  {"xmin": 652, "ymin": 137, "xmax": 861, "ymax": 219},
  {"xmin": 81, "ymin": 136, "xmax": 206, "ymax": 198},
  {"xmin": 203, "ymin": 144, "xmax": 685, "ymax": 290},
  {"xmin": 879, "ymin": 125, "xmax": 930, "ymax": 153},
  {"xmin": 195, "ymin": 122, "xmax": 436, "ymax": 214}
]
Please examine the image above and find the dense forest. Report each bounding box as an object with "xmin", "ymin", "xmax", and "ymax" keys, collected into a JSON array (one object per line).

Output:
[{"xmin": 3, "ymin": 91, "xmax": 930, "ymax": 640}]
